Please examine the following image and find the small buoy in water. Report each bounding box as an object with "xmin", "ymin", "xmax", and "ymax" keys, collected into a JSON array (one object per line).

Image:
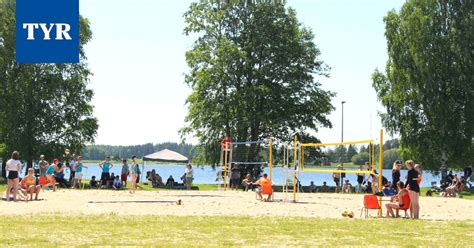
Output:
[{"xmin": 176, "ymin": 199, "xmax": 182, "ymax": 205}]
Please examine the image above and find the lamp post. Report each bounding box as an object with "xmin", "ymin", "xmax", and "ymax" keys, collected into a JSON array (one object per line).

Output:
[{"xmin": 340, "ymin": 101, "xmax": 346, "ymax": 187}]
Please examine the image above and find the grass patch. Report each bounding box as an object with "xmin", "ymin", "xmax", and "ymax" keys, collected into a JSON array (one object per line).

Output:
[{"xmin": 0, "ymin": 215, "xmax": 472, "ymax": 246}]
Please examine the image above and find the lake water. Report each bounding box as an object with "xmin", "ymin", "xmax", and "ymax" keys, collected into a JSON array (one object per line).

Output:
[{"xmin": 21, "ymin": 163, "xmax": 445, "ymax": 187}]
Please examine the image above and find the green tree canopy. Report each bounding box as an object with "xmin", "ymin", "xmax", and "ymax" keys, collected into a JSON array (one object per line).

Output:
[
  {"xmin": 372, "ymin": 0, "xmax": 473, "ymax": 170},
  {"xmin": 181, "ymin": 0, "xmax": 334, "ymax": 167},
  {"xmin": 0, "ymin": 0, "xmax": 98, "ymax": 168}
]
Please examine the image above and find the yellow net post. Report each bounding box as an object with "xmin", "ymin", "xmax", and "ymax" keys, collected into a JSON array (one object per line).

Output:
[
  {"xmin": 293, "ymin": 135, "xmax": 298, "ymax": 203},
  {"xmin": 378, "ymin": 129, "xmax": 383, "ymax": 217}
]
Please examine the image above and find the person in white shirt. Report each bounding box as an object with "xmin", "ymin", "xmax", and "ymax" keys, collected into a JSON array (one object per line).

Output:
[
  {"xmin": 185, "ymin": 163, "xmax": 193, "ymax": 190},
  {"xmin": 5, "ymin": 151, "xmax": 21, "ymax": 202}
]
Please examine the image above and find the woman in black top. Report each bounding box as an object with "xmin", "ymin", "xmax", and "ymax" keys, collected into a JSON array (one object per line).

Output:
[
  {"xmin": 392, "ymin": 160, "xmax": 402, "ymax": 192},
  {"xmin": 405, "ymin": 160, "xmax": 420, "ymax": 219}
]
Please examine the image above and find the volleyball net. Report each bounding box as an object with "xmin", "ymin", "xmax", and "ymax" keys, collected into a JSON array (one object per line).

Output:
[
  {"xmin": 219, "ymin": 138, "xmax": 273, "ymax": 191},
  {"xmin": 300, "ymin": 139, "xmax": 376, "ymax": 174}
]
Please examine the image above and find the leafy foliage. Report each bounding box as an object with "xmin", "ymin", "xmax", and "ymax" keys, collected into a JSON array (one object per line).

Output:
[
  {"xmin": 0, "ymin": 0, "xmax": 98, "ymax": 168},
  {"xmin": 372, "ymin": 0, "xmax": 473, "ymax": 170},
  {"xmin": 181, "ymin": 0, "xmax": 334, "ymax": 169}
]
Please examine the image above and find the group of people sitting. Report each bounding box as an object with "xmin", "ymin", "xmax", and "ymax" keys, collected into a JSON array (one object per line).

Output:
[
  {"xmin": 146, "ymin": 164, "xmax": 195, "ymax": 190},
  {"xmin": 439, "ymin": 171, "xmax": 468, "ymax": 197}
]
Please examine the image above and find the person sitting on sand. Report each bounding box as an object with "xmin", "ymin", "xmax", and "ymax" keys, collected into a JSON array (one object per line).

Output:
[
  {"xmin": 166, "ymin": 175, "xmax": 175, "ymax": 188},
  {"xmin": 89, "ymin": 176, "xmax": 99, "ymax": 189},
  {"xmin": 242, "ymin": 174, "xmax": 254, "ymax": 191},
  {"xmin": 256, "ymin": 173, "xmax": 272, "ymax": 201},
  {"xmin": 103, "ymin": 172, "xmax": 115, "ymax": 189},
  {"xmin": 309, "ymin": 181, "xmax": 316, "ymax": 193},
  {"xmin": 341, "ymin": 179, "xmax": 352, "ymax": 193},
  {"xmin": 20, "ymin": 168, "xmax": 41, "ymax": 201},
  {"xmin": 113, "ymin": 175, "xmax": 122, "ymax": 190},
  {"xmin": 149, "ymin": 169, "xmax": 164, "ymax": 187},
  {"xmin": 320, "ymin": 181, "xmax": 329, "ymax": 192},
  {"xmin": 385, "ymin": 181, "xmax": 408, "ymax": 218}
]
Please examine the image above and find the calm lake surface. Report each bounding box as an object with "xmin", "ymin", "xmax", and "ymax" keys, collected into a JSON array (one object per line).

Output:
[{"xmin": 22, "ymin": 163, "xmax": 446, "ymax": 187}]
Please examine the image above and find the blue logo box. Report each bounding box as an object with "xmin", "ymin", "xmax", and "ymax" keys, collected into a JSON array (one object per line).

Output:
[{"xmin": 16, "ymin": 0, "xmax": 79, "ymax": 63}]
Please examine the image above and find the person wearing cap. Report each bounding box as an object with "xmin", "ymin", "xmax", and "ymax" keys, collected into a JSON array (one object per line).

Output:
[{"xmin": 392, "ymin": 160, "xmax": 402, "ymax": 192}]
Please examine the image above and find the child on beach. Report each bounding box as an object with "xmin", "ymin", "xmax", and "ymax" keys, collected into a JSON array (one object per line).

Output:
[
  {"xmin": 121, "ymin": 159, "xmax": 129, "ymax": 187},
  {"xmin": 113, "ymin": 175, "xmax": 122, "ymax": 190},
  {"xmin": 89, "ymin": 176, "xmax": 99, "ymax": 189}
]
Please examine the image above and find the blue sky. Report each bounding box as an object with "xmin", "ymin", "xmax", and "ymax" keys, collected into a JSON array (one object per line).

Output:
[{"xmin": 80, "ymin": 0, "xmax": 405, "ymax": 145}]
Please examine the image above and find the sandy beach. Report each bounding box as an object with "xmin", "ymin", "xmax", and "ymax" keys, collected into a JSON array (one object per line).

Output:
[{"xmin": 1, "ymin": 190, "xmax": 472, "ymax": 220}]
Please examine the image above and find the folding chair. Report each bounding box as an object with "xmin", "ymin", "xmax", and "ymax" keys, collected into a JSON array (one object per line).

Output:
[
  {"xmin": 360, "ymin": 194, "xmax": 381, "ymax": 218},
  {"xmin": 398, "ymin": 192, "xmax": 411, "ymax": 218}
]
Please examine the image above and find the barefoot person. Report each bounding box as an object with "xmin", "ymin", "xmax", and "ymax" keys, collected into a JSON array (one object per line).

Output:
[
  {"xmin": 121, "ymin": 159, "xmax": 129, "ymax": 188},
  {"xmin": 72, "ymin": 156, "xmax": 88, "ymax": 189},
  {"xmin": 99, "ymin": 156, "xmax": 113, "ymax": 188},
  {"xmin": 392, "ymin": 160, "xmax": 402, "ymax": 192},
  {"xmin": 5, "ymin": 151, "xmax": 21, "ymax": 202},
  {"xmin": 20, "ymin": 168, "xmax": 41, "ymax": 201},
  {"xmin": 185, "ymin": 163, "xmax": 194, "ymax": 190},
  {"xmin": 45, "ymin": 159, "xmax": 66, "ymax": 192},
  {"xmin": 405, "ymin": 160, "xmax": 420, "ymax": 219},
  {"xmin": 385, "ymin": 181, "xmax": 408, "ymax": 218},
  {"xmin": 129, "ymin": 155, "xmax": 138, "ymax": 194},
  {"xmin": 256, "ymin": 173, "xmax": 273, "ymax": 201}
]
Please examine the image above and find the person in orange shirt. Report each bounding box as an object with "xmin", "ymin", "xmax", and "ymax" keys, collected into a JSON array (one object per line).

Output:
[
  {"xmin": 415, "ymin": 164, "xmax": 423, "ymax": 186},
  {"xmin": 256, "ymin": 173, "xmax": 273, "ymax": 202}
]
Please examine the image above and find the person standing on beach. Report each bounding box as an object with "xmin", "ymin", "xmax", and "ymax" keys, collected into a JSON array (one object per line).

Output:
[
  {"xmin": 392, "ymin": 160, "xmax": 402, "ymax": 192},
  {"xmin": 356, "ymin": 165, "xmax": 364, "ymax": 193},
  {"xmin": 38, "ymin": 155, "xmax": 48, "ymax": 177},
  {"xmin": 5, "ymin": 151, "xmax": 21, "ymax": 202},
  {"xmin": 99, "ymin": 156, "xmax": 114, "ymax": 188},
  {"xmin": 129, "ymin": 155, "xmax": 138, "ymax": 194},
  {"xmin": 68, "ymin": 154, "xmax": 76, "ymax": 183},
  {"xmin": 230, "ymin": 164, "xmax": 241, "ymax": 190},
  {"xmin": 332, "ymin": 166, "xmax": 341, "ymax": 193},
  {"xmin": 185, "ymin": 163, "xmax": 193, "ymax": 190},
  {"xmin": 405, "ymin": 160, "xmax": 420, "ymax": 219},
  {"xmin": 72, "ymin": 156, "xmax": 88, "ymax": 189},
  {"xmin": 121, "ymin": 159, "xmax": 129, "ymax": 188}
]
